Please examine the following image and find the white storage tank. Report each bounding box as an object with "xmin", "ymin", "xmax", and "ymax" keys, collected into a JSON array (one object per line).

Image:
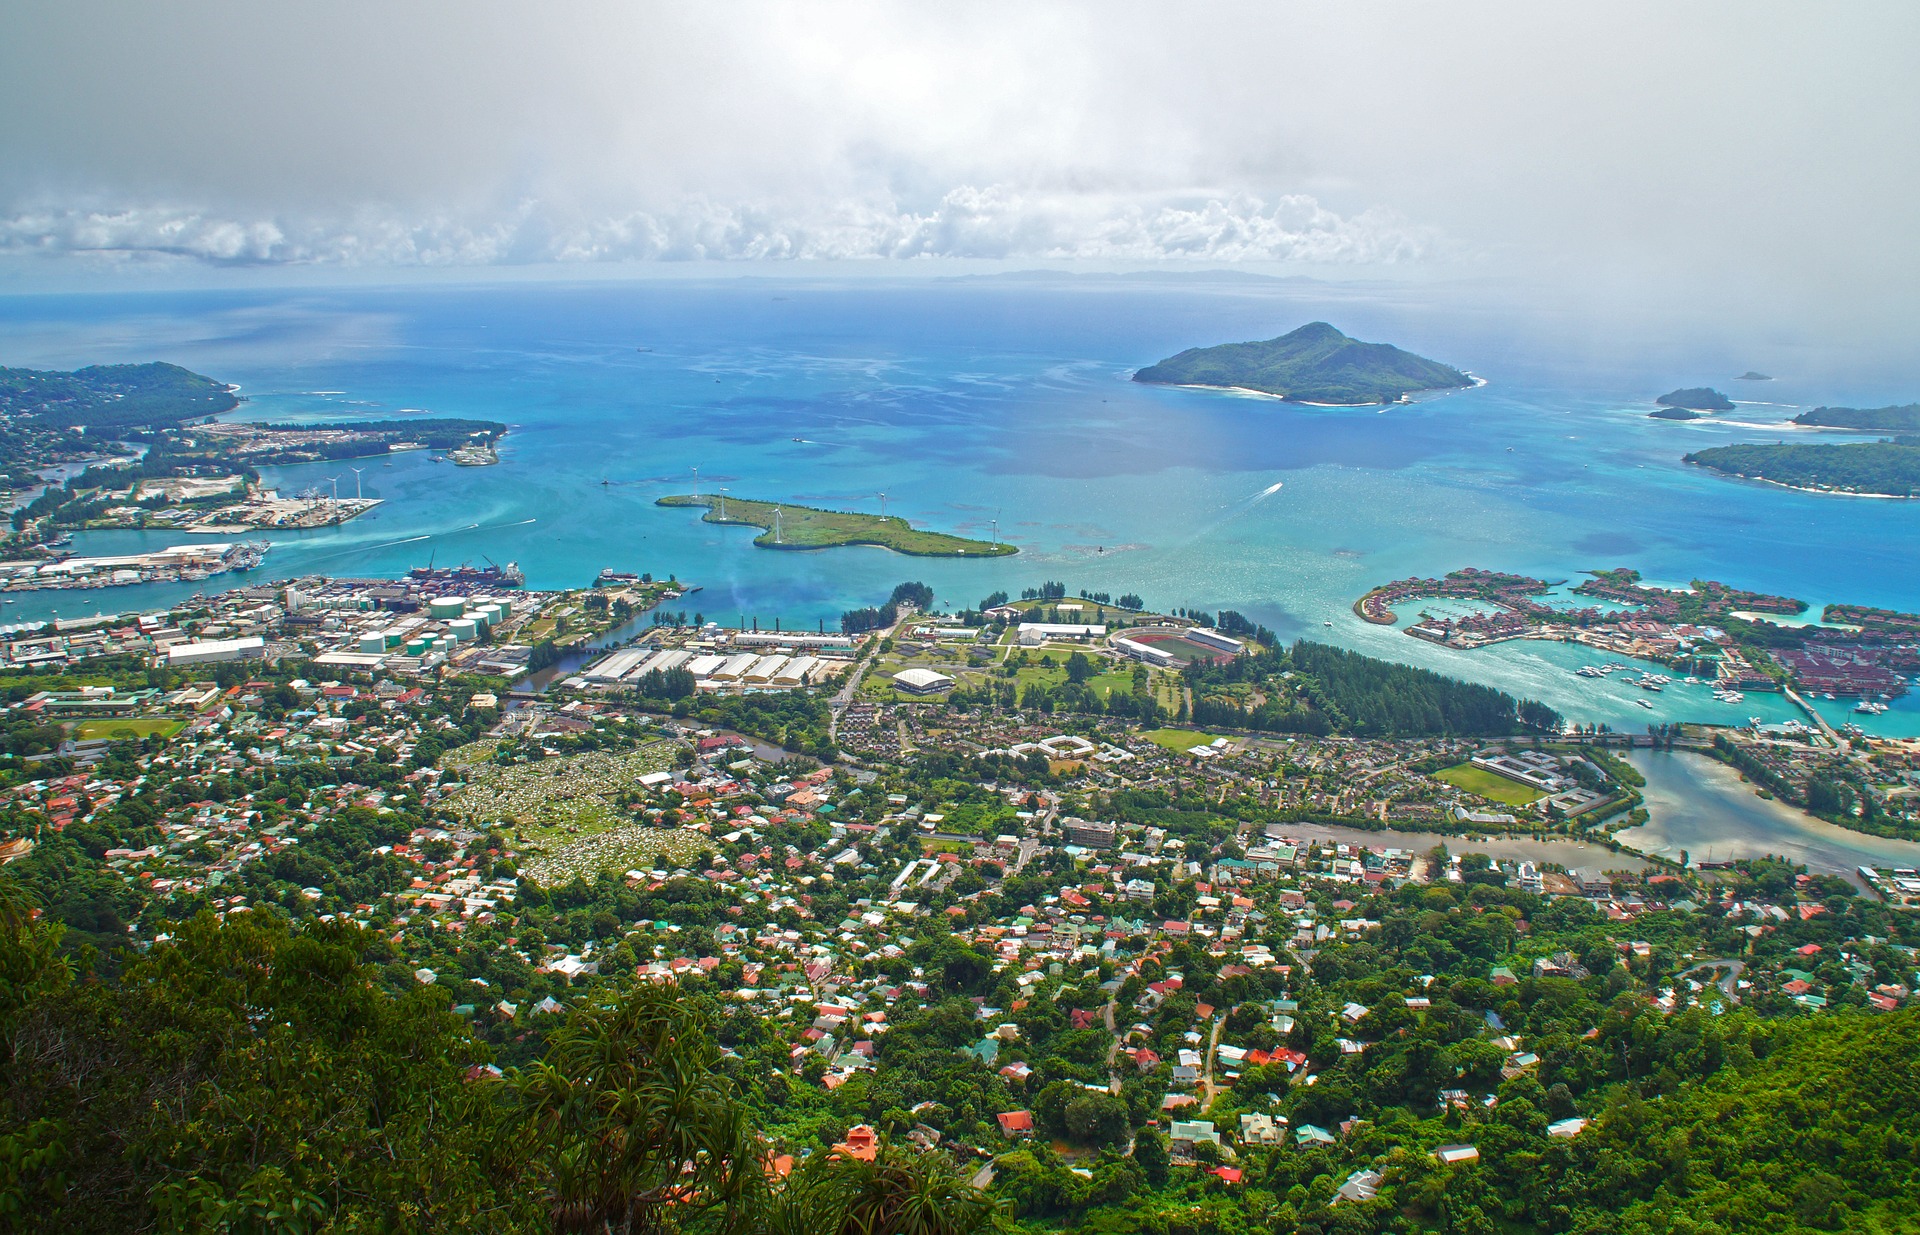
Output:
[
  {"xmin": 429, "ymin": 596, "xmax": 467, "ymax": 620},
  {"xmin": 446, "ymin": 618, "xmax": 478, "ymax": 642}
]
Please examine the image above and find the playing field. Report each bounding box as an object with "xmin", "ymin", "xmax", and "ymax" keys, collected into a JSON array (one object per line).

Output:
[
  {"xmin": 1435, "ymin": 762, "xmax": 1545, "ymax": 806},
  {"xmin": 72, "ymin": 718, "xmax": 186, "ymax": 741},
  {"xmin": 1143, "ymin": 728, "xmax": 1224, "ymax": 753}
]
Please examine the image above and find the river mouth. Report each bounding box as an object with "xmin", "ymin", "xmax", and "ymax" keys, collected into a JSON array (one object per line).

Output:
[{"xmin": 1616, "ymin": 748, "xmax": 1920, "ymax": 885}]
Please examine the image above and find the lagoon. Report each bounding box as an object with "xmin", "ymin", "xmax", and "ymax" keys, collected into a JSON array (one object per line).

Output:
[
  {"xmin": 1618, "ymin": 748, "xmax": 1920, "ymax": 883},
  {"xmin": 2, "ymin": 275, "xmax": 1916, "ymax": 735}
]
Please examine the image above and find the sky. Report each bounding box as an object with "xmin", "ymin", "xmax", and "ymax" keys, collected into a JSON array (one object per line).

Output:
[{"xmin": 0, "ymin": 1, "xmax": 1915, "ymax": 325}]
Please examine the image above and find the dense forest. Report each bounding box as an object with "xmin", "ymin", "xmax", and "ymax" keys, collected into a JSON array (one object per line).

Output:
[
  {"xmin": 1185, "ymin": 640, "xmax": 1561, "ymax": 738},
  {"xmin": 1133, "ymin": 322, "xmax": 1472, "ymax": 405},
  {"xmin": 1684, "ymin": 440, "xmax": 1920, "ymax": 497},
  {"xmin": 0, "ymin": 362, "xmax": 238, "ymax": 430}
]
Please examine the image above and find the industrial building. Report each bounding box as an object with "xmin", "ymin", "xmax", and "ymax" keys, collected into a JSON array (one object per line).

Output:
[{"xmin": 891, "ymin": 667, "xmax": 955, "ymax": 694}]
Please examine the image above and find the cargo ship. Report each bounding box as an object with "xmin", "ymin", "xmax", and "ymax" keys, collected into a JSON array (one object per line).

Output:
[{"xmin": 408, "ymin": 558, "xmax": 525, "ymax": 589}]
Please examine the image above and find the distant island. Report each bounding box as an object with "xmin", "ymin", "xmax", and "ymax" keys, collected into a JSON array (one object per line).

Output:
[
  {"xmin": 1649, "ymin": 407, "xmax": 1705, "ymax": 421},
  {"xmin": 0, "ymin": 361, "xmax": 239, "ymax": 430},
  {"xmin": 1132, "ymin": 321, "xmax": 1473, "ymax": 405},
  {"xmin": 1684, "ymin": 440, "xmax": 1920, "ymax": 497},
  {"xmin": 1792, "ymin": 403, "xmax": 1920, "ymax": 431},
  {"xmin": 1656, "ymin": 387, "xmax": 1734, "ymax": 412},
  {"xmin": 1736, "ymin": 372, "xmax": 1773, "ymax": 381},
  {"xmin": 657, "ymin": 494, "xmax": 1017, "ymax": 556}
]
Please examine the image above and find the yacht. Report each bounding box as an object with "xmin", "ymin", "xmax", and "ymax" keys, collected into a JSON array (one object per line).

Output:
[{"xmin": 1636, "ymin": 698, "xmax": 1655, "ymax": 709}]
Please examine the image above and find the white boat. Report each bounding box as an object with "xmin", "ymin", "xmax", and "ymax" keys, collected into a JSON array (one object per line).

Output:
[{"xmin": 1636, "ymin": 699, "xmax": 1655, "ymax": 709}]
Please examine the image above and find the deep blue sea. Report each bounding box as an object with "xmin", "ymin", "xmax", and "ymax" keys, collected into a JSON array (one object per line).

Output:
[{"xmin": 2, "ymin": 273, "xmax": 1915, "ymax": 734}]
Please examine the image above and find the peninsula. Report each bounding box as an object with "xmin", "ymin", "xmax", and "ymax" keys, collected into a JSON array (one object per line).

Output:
[
  {"xmin": 656, "ymin": 494, "xmax": 1016, "ymax": 556},
  {"xmin": 1132, "ymin": 321, "xmax": 1473, "ymax": 404},
  {"xmin": 1792, "ymin": 403, "xmax": 1920, "ymax": 431},
  {"xmin": 1684, "ymin": 440, "xmax": 1920, "ymax": 497}
]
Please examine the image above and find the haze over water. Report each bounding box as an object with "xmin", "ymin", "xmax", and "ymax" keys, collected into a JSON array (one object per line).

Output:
[{"xmin": 2, "ymin": 273, "xmax": 1916, "ymax": 737}]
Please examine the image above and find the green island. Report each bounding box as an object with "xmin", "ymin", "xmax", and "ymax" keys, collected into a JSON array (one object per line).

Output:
[
  {"xmin": 1649, "ymin": 406, "xmax": 1705, "ymax": 421},
  {"xmin": 1132, "ymin": 320, "xmax": 1474, "ymax": 405},
  {"xmin": 1656, "ymin": 387, "xmax": 1734, "ymax": 412},
  {"xmin": 1684, "ymin": 439, "xmax": 1920, "ymax": 497},
  {"xmin": 1792, "ymin": 402, "xmax": 1920, "ymax": 431},
  {"xmin": 0, "ymin": 361, "xmax": 239, "ymax": 430},
  {"xmin": 657, "ymin": 493, "xmax": 1016, "ymax": 556}
]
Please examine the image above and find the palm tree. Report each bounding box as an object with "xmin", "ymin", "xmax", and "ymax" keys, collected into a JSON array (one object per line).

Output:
[
  {"xmin": 520, "ymin": 985, "xmax": 766, "ymax": 1235},
  {"xmin": 768, "ymin": 1140, "xmax": 1003, "ymax": 1235}
]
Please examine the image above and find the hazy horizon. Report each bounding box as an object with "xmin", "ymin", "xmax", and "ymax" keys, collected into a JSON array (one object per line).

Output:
[{"xmin": 1, "ymin": 2, "xmax": 1915, "ymax": 344}]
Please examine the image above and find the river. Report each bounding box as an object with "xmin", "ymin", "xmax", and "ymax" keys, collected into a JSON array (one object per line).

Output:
[
  {"xmin": 1268, "ymin": 824, "xmax": 1649, "ymax": 875},
  {"xmin": 1617, "ymin": 748, "xmax": 1920, "ymax": 883}
]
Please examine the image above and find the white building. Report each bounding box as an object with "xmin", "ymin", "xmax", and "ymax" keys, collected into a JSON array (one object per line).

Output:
[
  {"xmin": 892, "ymin": 668, "xmax": 954, "ymax": 695},
  {"xmin": 167, "ymin": 636, "xmax": 266, "ymax": 667}
]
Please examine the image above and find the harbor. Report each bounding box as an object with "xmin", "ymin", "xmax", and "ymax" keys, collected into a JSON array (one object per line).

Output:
[{"xmin": 0, "ymin": 541, "xmax": 270, "ymax": 593}]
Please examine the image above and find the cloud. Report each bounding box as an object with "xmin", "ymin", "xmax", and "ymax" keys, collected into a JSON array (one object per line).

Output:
[{"xmin": 0, "ymin": 188, "xmax": 1440, "ymax": 267}]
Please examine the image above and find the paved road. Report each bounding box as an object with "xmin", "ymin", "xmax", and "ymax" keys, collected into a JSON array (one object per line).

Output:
[
  {"xmin": 1676, "ymin": 959, "xmax": 1747, "ymax": 1003},
  {"xmin": 1200, "ymin": 1014, "xmax": 1225, "ymax": 1106}
]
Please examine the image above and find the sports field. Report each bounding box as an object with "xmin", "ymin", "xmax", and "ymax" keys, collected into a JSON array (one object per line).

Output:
[
  {"xmin": 1143, "ymin": 728, "xmax": 1224, "ymax": 753},
  {"xmin": 1435, "ymin": 762, "xmax": 1545, "ymax": 806},
  {"xmin": 72, "ymin": 718, "xmax": 186, "ymax": 741}
]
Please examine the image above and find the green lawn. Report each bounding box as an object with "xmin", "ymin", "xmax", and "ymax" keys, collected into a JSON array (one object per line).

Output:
[
  {"xmin": 1143, "ymin": 728, "xmax": 1224, "ymax": 753},
  {"xmin": 1435, "ymin": 762, "xmax": 1545, "ymax": 806},
  {"xmin": 657, "ymin": 494, "xmax": 1015, "ymax": 557},
  {"xmin": 72, "ymin": 717, "xmax": 185, "ymax": 741}
]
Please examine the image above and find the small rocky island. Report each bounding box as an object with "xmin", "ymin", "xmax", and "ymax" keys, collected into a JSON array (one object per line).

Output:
[
  {"xmin": 1654, "ymin": 387, "xmax": 1735, "ymax": 414},
  {"xmin": 1132, "ymin": 321, "xmax": 1473, "ymax": 405}
]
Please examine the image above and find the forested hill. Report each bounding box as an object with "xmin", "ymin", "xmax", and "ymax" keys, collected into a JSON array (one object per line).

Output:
[
  {"xmin": 1791, "ymin": 402, "xmax": 1920, "ymax": 431},
  {"xmin": 0, "ymin": 362, "xmax": 239, "ymax": 430},
  {"xmin": 1685, "ymin": 440, "xmax": 1920, "ymax": 497},
  {"xmin": 1553, "ymin": 1007, "xmax": 1920, "ymax": 1231},
  {"xmin": 1133, "ymin": 322, "xmax": 1473, "ymax": 405},
  {"xmin": 1186, "ymin": 638, "xmax": 1561, "ymax": 737}
]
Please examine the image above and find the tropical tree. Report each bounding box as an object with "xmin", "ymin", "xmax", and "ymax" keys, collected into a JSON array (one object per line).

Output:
[
  {"xmin": 519, "ymin": 985, "xmax": 766, "ymax": 1235},
  {"xmin": 768, "ymin": 1139, "xmax": 1002, "ymax": 1235}
]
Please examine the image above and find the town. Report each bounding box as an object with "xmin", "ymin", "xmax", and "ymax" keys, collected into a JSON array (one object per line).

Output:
[{"xmin": 3, "ymin": 567, "xmax": 1919, "ymax": 1231}]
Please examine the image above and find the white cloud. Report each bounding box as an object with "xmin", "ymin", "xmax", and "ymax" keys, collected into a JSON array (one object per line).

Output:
[{"xmin": 0, "ymin": 188, "xmax": 1441, "ymax": 267}]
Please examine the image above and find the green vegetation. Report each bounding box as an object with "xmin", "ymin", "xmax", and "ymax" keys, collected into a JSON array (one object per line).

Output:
[
  {"xmin": 1435, "ymin": 761, "xmax": 1546, "ymax": 806},
  {"xmin": 658, "ymin": 495, "xmax": 1016, "ymax": 557},
  {"xmin": 0, "ymin": 361, "xmax": 238, "ymax": 430},
  {"xmin": 0, "ymin": 907, "xmax": 993, "ymax": 1235},
  {"xmin": 1187, "ymin": 634, "xmax": 1563, "ymax": 738},
  {"xmin": 1648, "ymin": 406, "xmax": 1704, "ymax": 421},
  {"xmin": 1133, "ymin": 321, "xmax": 1473, "ymax": 405},
  {"xmin": 440, "ymin": 740, "xmax": 679, "ymax": 841},
  {"xmin": 1656, "ymin": 387, "xmax": 1734, "ymax": 411},
  {"xmin": 1142, "ymin": 728, "xmax": 1223, "ymax": 753},
  {"xmin": 1684, "ymin": 440, "xmax": 1920, "ymax": 497},
  {"xmin": 1792, "ymin": 402, "xmax": 1920, "ymax": 431},
  {"xmin": 70, "ymin": 718, "xmax": 186, "ymax": 741}
]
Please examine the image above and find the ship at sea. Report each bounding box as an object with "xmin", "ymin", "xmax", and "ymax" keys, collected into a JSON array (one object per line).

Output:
[{"xmin": 408, "ymin": 558, "xmax": 525, "ymax": 589}]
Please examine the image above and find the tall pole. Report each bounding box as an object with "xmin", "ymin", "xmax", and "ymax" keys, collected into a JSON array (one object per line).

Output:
[
  {"xmin": 718, "ymin": 488, "xmax": 728, "ymax": 520},
  {"xmin": 691, "ymin": 465, "xmax": 699, "ymax": 500},
  {"xmin": 351, "ymin": 466, "xmax": 364, "ymax": 500},
  {"xmin": 327, "ymin": 476, "xmax": 339, "ymax": 506},
  {"xmin": 879, "ymin": 491, "xmax": 887, "ymax": 520},
  {"xmin": 774, "ymin": 507, "xmax": 782, "ymax": 544}
]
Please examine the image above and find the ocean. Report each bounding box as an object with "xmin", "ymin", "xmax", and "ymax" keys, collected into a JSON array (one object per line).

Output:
[{"xmin": 1, "ymin": 272, "xmax": 1916, "ymax": 735}]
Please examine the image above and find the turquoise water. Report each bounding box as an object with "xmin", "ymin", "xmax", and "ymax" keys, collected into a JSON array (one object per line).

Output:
[
  {"xmin": 1619, "ymin": 749, "xmax": 1920, "ymax": 882},
  {"xmin": 1, "ymin": 275, "xmax": 1915, "ymax": 734}
]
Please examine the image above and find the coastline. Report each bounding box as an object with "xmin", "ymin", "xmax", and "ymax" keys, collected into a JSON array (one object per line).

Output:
[
  {"xmin": 1686, "ymin": 462, "xmax": 1917, "ymax": 500},
  {"xmin": 1162, "ymin": 380, "xmax": 1480, "ymax": 408}
]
